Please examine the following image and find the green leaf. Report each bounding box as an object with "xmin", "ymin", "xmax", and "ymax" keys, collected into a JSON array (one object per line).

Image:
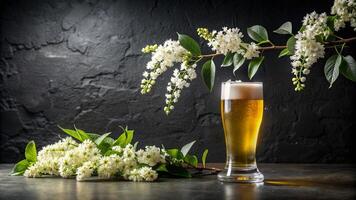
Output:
[
  {"xmin": 86, "ymin": 133, "xmax": 101, "ymax": 141},
  {"xmin": 104, "ymin": 150, "xmax": 117, "ymax": 156},
  {"xmin": 166, "ymin": 165, "xmax": 192, "ymax": 178},
  {"xmin": 74, "ymin": 126, "xmax": 90, "ymax": 141},
  {"xmin": 180, "ymin": 140, "xmax": 196, "ymax": 157},
  {"xmin": 221, "ymin": 52, "xmax": 233, "ymax": 67},
  {"xmin": 324, "ymin": 54, "xmax": 342, "ymax": 88},
  {"xmin": 315, "ymin": 34, "xmax": 324, "ymax": 43},
  {"xmin": 201, "ymin": 149, "xmax": 208, "ymax": 168},
  {"xmin": 278, "ymin": 48, "xmax": 289, "ymax": 58},
  {"xmin": 155, "ymin": 164, "xmax": 168, "ymax": 172},
  {"xmin": 166, "ymin": 149, "xmax": 184, "ymax": 160},
  {"xmin": 25, "ymin": 141, "xmax": 37, "ymax": 162},
  {"xmin": 248, "ymin": 56, "xmax": 264, "ymax": 79},
  {"xmin": 247, "ymin": 25, "xmax": 268, "ymax": 42},
  {"xmin": 11, "ymin": 159, "xmax": 30, "ymax": 176},
  {"xmin": 184, "ymin": 155, "xmax": 198, "ymax": 167},
  {"xmin": 98, "ymin": 140, "xmax": 114, "ymax": 155},
  {"xmin": 233, "ymin": 53, "xmax": 245, "ymax": 74},
  {"xmin": 273, "ymin": 21, "xmax": 292, "ymax": 35},
  {"xmin": 113, "ymin": 132, "xmax": 127, "ymax": 147},
  {"xmin": 327, "ymin": 16, "xmax": 336, "ymax": 32},
  {"xmin": 124, "ymin": 129, "xmax": 134, "ymax": 146},
  {"xmin": 287, "ymin": 36, "xmax": 296, "ymax": 55},
  {"xmin": 59, "ymin": 126, "xmax": 85, "ymax": 142},
  {"xmin": 95, "ymin": 132, "xmax": 111, "ymax": 146},
  {"xmin": 177, "ymin": 33, "xmax": 201, "ymax": 56},
  {"xmin": 340, "ymin": 55, "xmax": 356, "ymax": 82},
  {"xmin": 201, "ymin": 59, "xmax": 216, "ymax": 92}
]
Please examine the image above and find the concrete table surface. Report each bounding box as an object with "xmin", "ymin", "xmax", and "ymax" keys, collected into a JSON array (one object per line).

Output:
[{"xmin": 0, "ymin": 163, "xmax": 355, "ymax": 200}]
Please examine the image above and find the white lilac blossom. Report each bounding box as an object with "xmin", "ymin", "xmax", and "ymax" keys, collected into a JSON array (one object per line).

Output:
[
  {"xmin": 138, "ymin": 167, "xmax": 158, "ymax": 182},
  {"xmin": 136, "ymin": 145, "xmax": 166, "ymax": 166},
  {"xmin": 243, "ymin": 43, "xmax": 260, "ymax": 59},
  {"xmin": 58, "ymin": 140, "xmax": 101, "ymax": 178},
  {"xmin": 140, "ymin": 40, "xmax": 187, "ymax": 94},
  {"xmin": 290, "ymin": 12, "xmax": 329, "ymax": 91},
  {"xmin": 164, "ymin": 62, "xmax": 197, "ymax": 114},
  {"xmin": 331, "ymin": 0, "xmax": 356, "ymax": 31},
  {"xmin": 97, "ymin": 155, "xmax": 123, "ymax": 179},
  {"xmin": 76, "ymin": 160, "xmax": 97, "ymax": 181},
  {"xmin": 127, "ymin": 167, "xmax": 158, "ymax": 182},
  {"xmin": 24, "ymin": 137, "xmax": 166, "ymax": 182},
  {"xmin": 207, "ymin": 27, "xmax": 244, "ymax": 55},
  {"xmin": 24, "ymin": 137, "xmax": 78, "ymax": 177}
]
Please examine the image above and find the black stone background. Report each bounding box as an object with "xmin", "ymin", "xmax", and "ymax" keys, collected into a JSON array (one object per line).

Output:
[{"xmin": 0, "ymin": 0, "xmax": 355, "ymax": 163}]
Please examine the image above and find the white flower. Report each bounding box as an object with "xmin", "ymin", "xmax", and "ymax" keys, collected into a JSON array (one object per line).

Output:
[
  {"xmin": 136, "ymin": 146, "xmax": 166, "ymax": 166},
  {"xmin": 112, "ymin": 145, "xmax": 123, "ymax": 154},
  {"xmin": 24, "ymin": 137, "xmax": 164, "ymax": 182},
  {"xmin": 37, "ymin": 137, "xmax": 77, "ymax": 161},
  {"xmin": 163, "ymin": 63, "xmax": 197, "ymax": 114},
  {"xmin": 127, "ymin": 168, "xmax": 143, "ymax": 182},
  {"xmin": 127, "ymin": 167, "xmax": 158, "ymax": 182},
  {"xmin": 331, "ymin": 0, "xmax": 356, "ymax": 31},
  {"xmin": 24, "ymin": 164, "xmax": 42, "ymax": 177},
  {"xmin": 58, "ymin": 140, "xmax": 101, "ymax": 178},
  {"xmin": 24, "ymin": 137, "xmax": 78, "ymax": 177},
  {"xmin": 290, "ymin": 11, "xmax": 328, "ymax": 91},
  {"xmin": 243, "ymin": 43, "xmax": 260, "ymax": 59},
  {"xmin": 141, "ymin": 40, "xmax": 187, "ymax": 94},
  {"xmin": 97, "ymin": 155, "xmax": 122, "ymax": 179},
  {"xmin": 208, "ymin": 27, "xmax": 244, "ymax": 55},
  {"xmin": 139, "ymin": 167, "xmax": 158, "ymax": 182},
  {"xmin": 76, "ymin": 160, "xmax": 97, "ymax": 181}
]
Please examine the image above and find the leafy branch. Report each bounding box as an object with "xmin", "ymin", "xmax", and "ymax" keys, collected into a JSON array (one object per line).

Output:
[
  {"xmin": 12, "ymin": 126, "xmax": 219, "ymax": 178},
  {"xmin": 176, "ymin": 22, "xmax": 356, "ymax": 92}
]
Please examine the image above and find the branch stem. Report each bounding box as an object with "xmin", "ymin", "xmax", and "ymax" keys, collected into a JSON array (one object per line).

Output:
[{"xmin": 197, "ymin": 36, "xmax": 356, "ymax": 59}]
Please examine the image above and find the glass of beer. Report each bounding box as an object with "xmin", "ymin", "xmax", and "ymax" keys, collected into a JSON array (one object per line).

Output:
[{"xmin": 218, "ymin": 81, "xmax": 264, "ymax": 183}]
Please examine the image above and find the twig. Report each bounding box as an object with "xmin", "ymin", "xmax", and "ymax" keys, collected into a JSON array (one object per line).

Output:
[
  {"xmin": 194, "ymin": 166, "xmax": 222, "ymax": 172},
  {"xmin": 327, "ymin": 36, "xmax": 356, "ymax": 44},
  {"xmin": 197, "ymin": 37, "xmax": 356, "ymax": 59}
]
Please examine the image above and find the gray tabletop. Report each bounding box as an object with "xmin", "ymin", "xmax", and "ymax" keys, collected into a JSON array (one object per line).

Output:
[{"xmin": 0, "ymin": 163, "xmax": 355, "ymax": 200}]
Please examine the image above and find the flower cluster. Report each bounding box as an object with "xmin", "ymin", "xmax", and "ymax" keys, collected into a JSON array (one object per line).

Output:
[
  {"xmin": 331, "ymin": 0, "xmax": 356, "ymax": 31},
  {"xmin": 136, "ymin": 145, "xmax": 166, "ymax": 166},
  {"xmin": 140, "ymin": 40, "xmax": 187, "ymax": 94},
  {"xmin": 164, "ymin": 62, "xmax": 197, "ymax": 114},
  {"xmin": 243, "ymin": 43, "xmax": 260, "ymax": 60},
  {"xmin": 198, "ymin": 27, "xmax": 260, "ymax": 59},
  {"xmin": 290, "ymin": 12, "xmax": 329, "ymax": 91},
  {"xmin": 207, "ymin": 27, "xmax": 244, "ymax": 55},
  {"xmin": 24, "ymin": 138, "xmax": 165, "ymax": 182},
  {"xmin": 141, "ymin": 44, "xmax": 158, "ymax": 53},
  {"xmin": 58, "ymin": 140, "xmax": 101, "ymax": 177},
  {"xmin": 24, "ymin": 137, "xmax": 78, "ymax": 177},
  {"xmin": 197, "ymin": 28, "xmax": 214, "ymax": 41}
]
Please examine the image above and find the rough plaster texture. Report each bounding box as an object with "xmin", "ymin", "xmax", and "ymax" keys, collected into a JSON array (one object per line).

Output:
[{"xmin": 0, "ymin": 0, "xmax": 355, "ymax": 163}]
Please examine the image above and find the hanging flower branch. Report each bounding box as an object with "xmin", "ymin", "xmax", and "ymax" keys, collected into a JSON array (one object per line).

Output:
[{"xmin": 141, "ymin": 0, "xmax": 356, "ymax": 114}]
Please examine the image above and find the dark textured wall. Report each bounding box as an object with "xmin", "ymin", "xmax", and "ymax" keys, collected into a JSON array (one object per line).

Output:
[{"xmin": 1, "ymin": 0, "xmax": 355, "ymax": 163}]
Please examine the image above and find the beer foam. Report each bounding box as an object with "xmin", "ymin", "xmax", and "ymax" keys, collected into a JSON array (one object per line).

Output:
[{"xmin": 221, "ymin": 81, "xmax": 263, "ymax": 100}]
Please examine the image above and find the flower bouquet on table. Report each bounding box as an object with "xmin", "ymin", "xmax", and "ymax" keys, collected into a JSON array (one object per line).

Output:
[{"xmin": 11, "ymin": 126, "xmax": 215, "ymax": 182}]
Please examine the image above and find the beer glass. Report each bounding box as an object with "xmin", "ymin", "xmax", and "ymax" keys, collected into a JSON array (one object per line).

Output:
[{"xmin": 218, "ymin": 81, "xmax": 264, "ymax": 183}]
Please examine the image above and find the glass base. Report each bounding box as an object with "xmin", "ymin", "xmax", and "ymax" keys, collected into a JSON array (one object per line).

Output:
[{"xmin": 217, "ymin": 167, "xmax": 264, "ymax": 183}]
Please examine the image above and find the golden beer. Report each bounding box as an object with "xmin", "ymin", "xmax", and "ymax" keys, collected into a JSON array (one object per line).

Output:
[{"xmin": 218, "ymin": 81, "xmax": 264, "ymax": 183}]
